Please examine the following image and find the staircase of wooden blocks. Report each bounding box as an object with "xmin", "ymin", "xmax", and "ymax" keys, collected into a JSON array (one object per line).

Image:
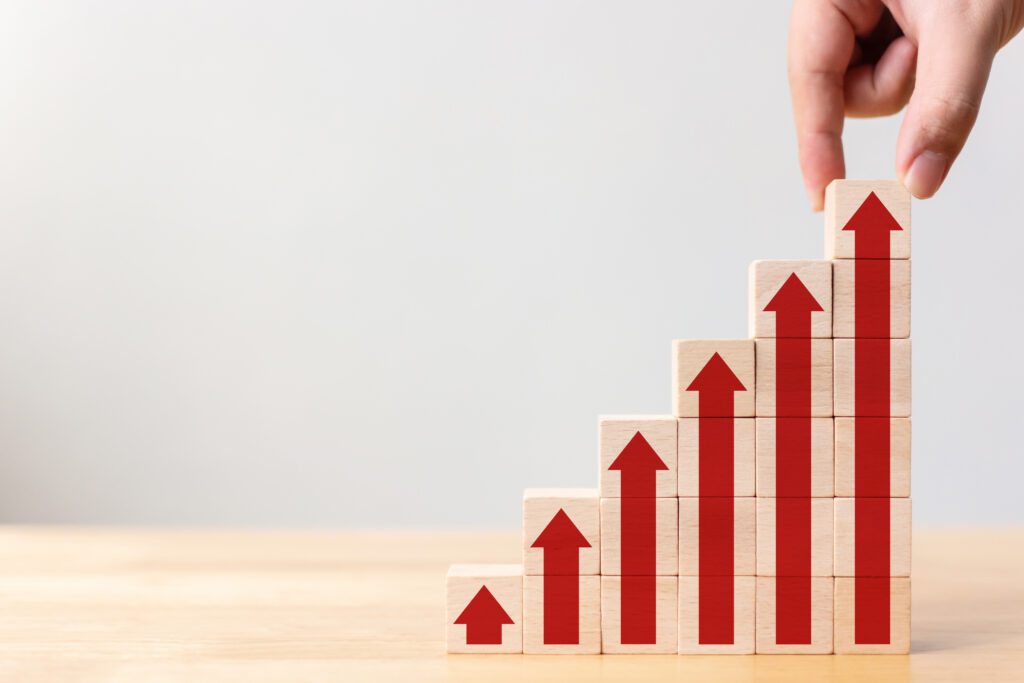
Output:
[{"xmin": 445, "ymin": 179, "xmax": 911, "ymax": 655}]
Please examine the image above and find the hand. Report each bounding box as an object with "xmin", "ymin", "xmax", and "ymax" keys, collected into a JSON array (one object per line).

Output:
[{"xmin": 788, "ymin": 0, "xmax": 1024, "ymax": 209}]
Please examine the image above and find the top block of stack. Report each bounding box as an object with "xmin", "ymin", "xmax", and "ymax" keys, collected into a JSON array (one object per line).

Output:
[{"xmin": 825, "ymin": 180, "xmax": 910, "ymax": 259}]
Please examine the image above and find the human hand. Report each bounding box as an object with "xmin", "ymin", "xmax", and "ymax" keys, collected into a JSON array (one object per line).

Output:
[{"xmin": 788, "ymin": 0, "xmax": 1024, "ymax": 209}]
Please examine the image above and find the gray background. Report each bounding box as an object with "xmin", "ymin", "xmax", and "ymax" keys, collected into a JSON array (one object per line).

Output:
[{"xmin": 1, "ymin": 1, "xmax": 1020, "ymax": 527}]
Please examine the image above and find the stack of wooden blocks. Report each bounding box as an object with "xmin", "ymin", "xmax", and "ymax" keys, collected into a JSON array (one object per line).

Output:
[{"xmin": 446, "ymin": 180, "xmax": 911, "ymax": 655}]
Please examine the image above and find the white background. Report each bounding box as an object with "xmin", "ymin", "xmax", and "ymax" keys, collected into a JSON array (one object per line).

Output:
[{"xmin": 1, "ymin": 1, "xmax": 1021, "ymax": 527}]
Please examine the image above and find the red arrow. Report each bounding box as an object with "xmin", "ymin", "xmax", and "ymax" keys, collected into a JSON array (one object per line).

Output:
[
  {"xmin": 608, "ymin": 432, "xmax": 667, "ymax": 643},
  {"xmin": 764, "ymin": 273, "xmax": 822, "ymax": 644},
  {"xmin": 454, "ymin": 586, "xmax": 514, "ymax": 645},
  {"xmin": 686, "ymin": 353, "xmax": 746, "ymax": 643},
  {"xmin": 530, "ymin": 509, "xmax": 590, "ymax": 644},
  {"xmin": 844, "ymin": 192, "xmax": 902, "ymax": 644}
]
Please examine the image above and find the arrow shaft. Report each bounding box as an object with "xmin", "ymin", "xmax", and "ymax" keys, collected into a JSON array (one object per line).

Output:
[
  {"xmin": 542, "ymin": 573, "xmax": 580, "ymax": 644},
  {"xmin": 699, "ymin": 498, "xmax": 734, "ymax": 643},
  {"xmin": 620, "ymin": 495, "xmax": 656, "ymax": 575},
  {"xmin": 699, "ymin": 415, "xmax": 734, "ymax": 496},
  {"xmin": 541, "ymin": 546, "xmax": 581, "ymax": 577},
  {"xmin": 465, "ymin": 620, "xmax": 504, "ymax": 645},
  {"xmin": 619, "ymin": 476, "xmax": 658, "ymax": 644},
  {"xmin": 621, "ymin": 575, "xmax": 657, "ymax": 643}
]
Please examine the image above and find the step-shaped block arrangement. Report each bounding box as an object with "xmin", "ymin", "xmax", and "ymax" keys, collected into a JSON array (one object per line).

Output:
[{"xmin": 446, "ymin": 180, "xmax": 911, "ymax": 655}]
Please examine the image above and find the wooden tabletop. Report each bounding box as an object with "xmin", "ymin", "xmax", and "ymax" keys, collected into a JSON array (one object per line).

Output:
[{"xmin": 0, "ymin": 527, "xmax": 1020, "ymax": 682}]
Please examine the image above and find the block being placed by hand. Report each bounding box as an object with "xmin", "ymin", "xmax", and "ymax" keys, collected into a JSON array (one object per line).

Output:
[
  {"xmin": 755, "ymin": 577, "xmax": 834, "ymax": 654},
  {"xmin": 833, "ymin": 339, "xmax": 911, "ymax": 417},
  {"xmin": 523, "ymin": 575, "xmax": 601, "ymax": 654},
  {"xmin": 832, "ymin": 259, "xmax": 911, "ymax": 338},
  {"xmin": 754, "ymin": 339, "xmax": 833, "ymax": 416},
  {"xmin": 446, "ymin": 564, "xmax": 523, "ymax": 653},
  {"xmin": 834, "ymin": 418, "xmax": 911, "ymax": 497},
  {"xmin": 599, "ymin": 416, "xmax": 677, "ymax": 498},
  {"xmin": 748, "ymin": 260, "xmax": 832, "ymax": 338},
  {"xmin": 755, "ymin": 418, "xmax": 834, "ymax": 497},
  {"xmin": 678, "ymin": 576, "xmax": 755, "ymax": 654},
  {"xmin": 672, "ymin": 340, "xmax": 755, "ymax": 418},
  {"xmin": 523, "ymin": 489, "xmax": 599, "ymax": 576},
  {"xmin": 678, "ymin": 497, "xmax": 755, "ymax": 576},
  {"xmin": 601, "ymin": 497, "xmax": 678, "ymax": 576},
  {"xmin": 756, "ymin": 498, "xmax": 834, "ymax": 577},
  {"xmin": 677, "ymin": 418, "xmax": 755, "ymax": 497},
  {"xmin": 601, "ymin": 576, "xmax": 678, "ymax": 653},
  {"xmin": 833, "ymin": 497, "xmax": 912, "ymax": 577},
  {"xmin": 825, "ymin": 179, "xmax": 910, "ymax": 259},
  {"xmin": 834, "ymin": 577, "xmax": 911, "ymax": 654}
]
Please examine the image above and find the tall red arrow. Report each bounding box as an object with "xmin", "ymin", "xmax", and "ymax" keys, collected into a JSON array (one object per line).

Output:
[
  {"xmin": 530, "ymin": 509, "xmax": 591, "ymax": 644},
  {"xmin": 764, "ymin": 273, "xmax": 823, "ymax": 643},
  {"xmin": 454, "ymin": 586, "xmax": 514, "ymax": 645},
  {"xmin": 686, "ymin": 352, "xmax": 746, "ymax": 644},
  {"xmin": 608, "ymin": 432, "xmax": 667, "ymax": 644},
  {"xmin": 843, "ymin": 192, "xmax": 903, "ymax": 644}
]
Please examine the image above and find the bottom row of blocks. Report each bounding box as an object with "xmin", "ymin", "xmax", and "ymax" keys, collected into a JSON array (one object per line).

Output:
[{"xmin": 447, "ymin": 565, "xmax": 910, "ymax": 654}]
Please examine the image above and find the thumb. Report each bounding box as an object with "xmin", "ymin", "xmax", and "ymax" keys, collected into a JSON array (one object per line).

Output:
[{"xmin": 895, "ymin": 15, "xmax": 999, "ymax": 198}]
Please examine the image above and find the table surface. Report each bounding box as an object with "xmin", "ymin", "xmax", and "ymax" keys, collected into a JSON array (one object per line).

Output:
[{"xmin": 0, "ymin": 527, "xmax": 1021, "ymax": 682}]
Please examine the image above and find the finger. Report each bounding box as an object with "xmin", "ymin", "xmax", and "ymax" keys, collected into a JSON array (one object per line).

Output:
[
  {"xmin": 844, "ymin": 36, "xmax": 917, "ymax": 117},
  {"xmin": 895, "ymin": 13, "xmax": 999, "ymax": 198}
]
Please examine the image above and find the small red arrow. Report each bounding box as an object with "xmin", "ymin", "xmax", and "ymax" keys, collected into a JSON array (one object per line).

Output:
[
  {"xmin": 608, "ymin": 432, "xmax": 667, "ymax": 643},
  {"xmin": 531, "ymin": 509, "xmax": 590, "ymax": 644},
  {"xmin": 454, "ymin": 585, "xmax": 514, "ymax": 645},
  {"xmin": 686, "ymin": 352, "xmax": 746, "ymax": 644},
  {"xmin": 845, "ymin": 192, "xmax": 900, "ymax": 644}
]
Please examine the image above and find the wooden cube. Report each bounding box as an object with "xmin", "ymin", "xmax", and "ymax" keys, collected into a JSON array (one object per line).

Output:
[
  {"xmin": 601, "ymin": 576, "xmax": 678, "ymax": 653},
  {"xmin": 825, "ymin": 180, "xmax": 910, "ymax": 259},
  {"xmin": 447, "ymin": 564, "xmax": 523, "ymax": 653},
  {"xmin": 748, "ymin": 260, "xmax": 832, "ymax": 338},
  {"xmin": 678, "ymin": 418, "xmax": 754, "ymax": 497},
  {"xmin": 677, "ymin": 576, "xmax": 755, "ymax": 654},
  {"xmin": 833, "ymin": 339, "xmax": 912, "ymax": 417},
  {"xmin": 755, "ymin": 577, "xmax": 834, "ymax": 653},
  {"xmin": 755, "ymin": 498, "xmax": 833, "ymax": 576},
  {"xmin": 755, "ymin": 418, "xmax": 834, "ymax": 497},
  {"xmin": 600, "ymin": 497, "xmax": 678, "ymax": 576},
  {"xmin": 678, "ymin": 497, "xmax": 755, "ymax": 576},
  {"xmin": 672, "ymin": 340, "xmax": 755, "ymax": 417},
  {"xmin": 835, "ymin": 418, "xmax": 911, "ymax": 497},
  {"xmin": 834, "ymin": 577, "xmax": 911, "ymax": 654},
  {"xmin": 754, "ymin": 339, "xmax": 833, "ymax": 416},
  {"xmin": 523, "ymin": 489, "xmax": 600, "ymax": 576},
  {"xmin": 523, "ymin": 575, "xmax": 601, "ymax": 653},
  {"xmin": 834, "ymin": 497, "xmax": 912, "ymax": 577},
  {"xmin": 599, "ymin": 416, "xmax": 677, "ymax": 498},
  {"xmin": 832, "ymin": 259, "xmax": 911, "ymax": 338}
]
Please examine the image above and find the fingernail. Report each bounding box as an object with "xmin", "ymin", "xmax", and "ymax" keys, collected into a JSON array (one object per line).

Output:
[{"xmin": 903, "ymin": 151, "xmax": 947, "ymax": 198}]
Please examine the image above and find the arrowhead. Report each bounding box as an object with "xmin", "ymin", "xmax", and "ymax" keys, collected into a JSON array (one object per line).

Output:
[
  {"xmin": 686, "ymin": 352, "xmax": 746, "ymax": 393},
  {"xmin": 454, "ymin": 586, "xmax": 514, "ymax": 626},
  {"xmin": 531, "ymin": 508, "xmax": 592, "ymax": 549},
  {"xmin": 763, "ymin": 273, "xmax": 824, "ymax": 313},
  {"xmin": 608, "ymin": 431, "xmax": 669, "ymax": 473},
  {"xmin": 841, "ymin": 192, "xmax": 903, "ymax": 232}
]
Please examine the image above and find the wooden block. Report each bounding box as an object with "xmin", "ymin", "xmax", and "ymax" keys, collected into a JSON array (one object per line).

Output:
[
  {"xmin": 600, "ymin": 497, "xmax": 678, "ymax": 575},
  {"xmin": 833, "ymin": 339, "xmax": 912, "ymax": 417},
  {"xmin": 825, "ymin": 180, "xmax": 910, "ymax": 259},
  {"xmin": 834, "ymin": 577, "xmax": 911, "ymax": 654},
  {"xmin": 522, "ymin": 489, "xmax": 599, "ymax": 576},
  {"xmin": 677, "ymin": 576, "xmax": 755, "ymax": 654},
  {"xmin": 755, "ymin": 418, "xmax": 834, "ymax": 497},
  {"xmin": 446, "ymin": 564, "xmax": 523, "ymax": 653},
  {"xmin": 755, "ymin": 577, "xmax": 834, "ymax": 653},
  {"xmin": 754, "ymin": 339, "xmax": 833, "ymax": 416},
  {"xmin": 833, "ymin": 497, "xmax": 912, "ymax": 577},
  {"xmin": 678, "ymin": 497, "xmax": 755, "ymax": 576},
  {"xmin": 599, "ymin": 416, "xmax": 677, "ymax": 498},
  {"xmin": 835, "ymin": 418, "xmax": 911, "ymax": 497},
  {"xmin": 600, "ymin": 576, "xmax": 678, "ymax": 653},
  {"xmin": 678, "ymin": 418, "xmax": 754, "ymax": 497},
  {"xmin": 832, "ymin": 259, "xmax": 911, "ymax": 338},
  {"xmin": 672, "ymin": 339, "xmax": 755, "ymax": 417},
  {"xmin": 523, "ymin": 575, "xmax": 601, "ymax": 653},
  {"xmin": 748, "ymin": 260, "xmax": 832, "ymax": 338},
  {"xmin": 755, "ymin": 498, "xmax": 834, "ymax": 576}
]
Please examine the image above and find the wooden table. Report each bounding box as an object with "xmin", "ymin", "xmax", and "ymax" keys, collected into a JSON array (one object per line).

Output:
[{"xmin": 0, "ymin": 527, "xmax": 1020, "ymax": 681}]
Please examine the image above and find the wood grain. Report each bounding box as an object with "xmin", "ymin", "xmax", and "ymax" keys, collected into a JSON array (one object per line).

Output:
[
  {"xmin": 600, "ymin": 576, "xmax": 678, "ymax": 653},
  {"xmin": 832, "ymin": 259, "xmax": 911, "ymax": 338},
  {"xmin": 825, "ymin": 179, "xmax": 911, "ymax": 259},
  {"xmin": 599, "ymin": 416, "xmax": 678, "ymax": 498},
  {"xmin": 748, "ymin": 259, "xmax": 833, "ymax": 338},
  {"xmin": 677, "ymin": 576, "xmax": 755, "ymax": 654},
  {"xmin": 522, "ymin": 489, "xmax": 599, "ymax": 575},
  {"xmin": 755, "ymin": 418, "xmax": 834, "ymax": 497},
  {"xmin": 755, "ymin": 498, "xmax": 834, "ymax": 576},
  {"xmin": 600, "ymin": 498, "xmax": 678, "ymax": 576},
  {"xmin": 834, "ymin": 577, "xmax": 911, "ymax": 654},
  {"xmin": 834, "ymin": 417, "xmax": 911, "ymax": 497},
  {"xmin": 678, "ymin": 497, "xmax": 755, "ymax": 576},
  {"xmin": 754, "ymin": 339, "xmax": 834, "ymax": 417},
  {"xmin": 672, "ymin": 339, "xmax": 755, "ymax": 417},
  {"xmin": 834, "ymin": 497, "xmax": 912, "ymax": 577},
  {"xmin": 833, "ymin": 339, "xmax": 912, "ymax": 417},
  {"xmin": 677, "ymin": 418, "xmax": 755, "ymax": 497},
  {"xmin": 755, "ymin": 577, "xmax": 834, "ymax": 654},
  {"xmin": 523, "ymin": 575, "xmax": 601, "ymax": 654},
  {"xmin": 446, "ymin": 564, "xmax": 523, "ymax": 653}
]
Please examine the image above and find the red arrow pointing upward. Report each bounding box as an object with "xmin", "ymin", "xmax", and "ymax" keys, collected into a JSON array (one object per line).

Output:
[
  {"xmin": 844, "ymin": 192, "xmax": 901, "ymax": 644},
  {"xmin": 531, "ymin": 509, "xmax": 590, "ymax": 644},
  {"xmin": 687, "ymin": 353, "xmax": 746, "ymax": 644},
  {"xmin": 764, "ymin": 273, "xmax": 822, "ymax": 644},
  {"xmin": 455, "ymin": 585, "xmax": 514, "ymax": 645},
  {"xmin": 609, "ymin": 432, "xmax": 667, "ymax": 644}
]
